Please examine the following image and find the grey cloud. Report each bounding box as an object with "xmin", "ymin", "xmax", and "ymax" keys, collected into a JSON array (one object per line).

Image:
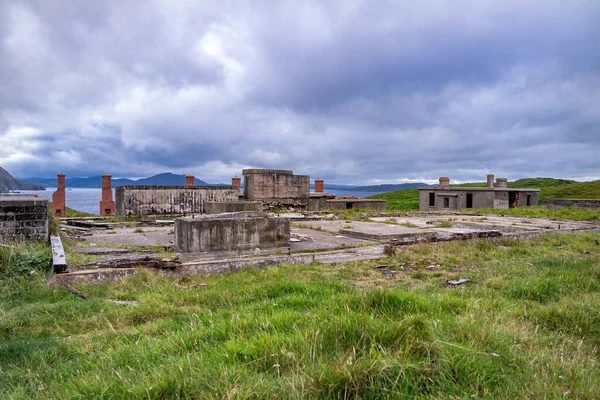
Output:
[{"xmin": 0, "ymin": 0, "xmax": 599, "ymax": 184}]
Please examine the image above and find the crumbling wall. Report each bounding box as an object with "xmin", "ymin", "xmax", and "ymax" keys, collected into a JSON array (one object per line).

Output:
[
  {"xmin": 0, "ymin": 195, "xmax": 49, "ymax": 241},
  {"xmin": 115, "ymin": 186, "xmax": 238, "ymax": 215},
  {"xmin": 243, "ymin": 169, "xmax": 310, "ymax": 206}
]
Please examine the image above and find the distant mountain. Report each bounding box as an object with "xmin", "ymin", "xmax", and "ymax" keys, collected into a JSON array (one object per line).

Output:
[
  {"xmin": 0, "ymin": 167, "xmax": 45, "ymax": 192},
  {"xmin": 346, "ymin": 183, "xmax": 428, "ymax": 192},
  {"xmin": 20, "ymin": 173, "xmax": 210, "ymax": 188}
]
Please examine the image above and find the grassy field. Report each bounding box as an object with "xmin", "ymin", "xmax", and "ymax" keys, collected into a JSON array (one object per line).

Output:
[
  {"xmin": 370, "ymin": 178, "xmax": 600, "ymax": 212},
  {"xmin": 2, "ymin": 230, "xmax": 600, "ymax": 398}
]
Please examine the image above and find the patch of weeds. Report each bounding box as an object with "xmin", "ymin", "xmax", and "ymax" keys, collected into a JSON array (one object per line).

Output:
[
  {"xmin": 342, "ymin": 225, "xmax": 353, "ymax": 229},
  {"xmin": 0, "ymin": 241, "xmax": 51, "ymax": 279},
  {"xmin": 435, "ymin": 220, "xmax": 453, "ymax": 228},
  {"xmin": 399, "ymin": 221, "xmax": 418, "ymax": 228},
  {"xmin": 106, "ymin": 230, "xmax": 117, "ymax": 234},
  {"xmin": 133, "ymin": 227, "xmax": 144, "ymax": 233}
]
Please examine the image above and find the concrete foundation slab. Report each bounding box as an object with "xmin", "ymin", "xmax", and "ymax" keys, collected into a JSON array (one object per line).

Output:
[
  {"xmin": 339, "ymin": 224, "xmax": 428, "ymax": 240},
  {"xmin": 175, "ymin": 212, "xmax": 290, "ymax": 253}
]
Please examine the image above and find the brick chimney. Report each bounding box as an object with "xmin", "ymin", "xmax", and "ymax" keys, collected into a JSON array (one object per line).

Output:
[
  {"xmin": 52, "ymin": 173, "xmax": 66, "ymax": 216},
  {"xmin": 439, "ymin": 177, "xmax": 450, "ymax": 188},
  {"xmin": 487, "ymin": 174, "xmax": 495, "ymax": 188},
  {"xmin": 99, "ymin": 174, "xmax": 115, "ymax": 216},
  {"xmin": 186, "ymin": 175, "xmax": 195, "ymax": 186},
  {"xmin": 314, "ymin": 178, "xmax": 324, "ymax": 193},
  {"xmin": 232, "ymin": 176, "xmax": 241, "ymax": 191}
]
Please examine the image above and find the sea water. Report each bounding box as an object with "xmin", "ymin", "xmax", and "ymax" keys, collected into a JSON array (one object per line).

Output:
[{"xmin": 16, "ymin": 187, "xmax": 102, "ymax": 215}]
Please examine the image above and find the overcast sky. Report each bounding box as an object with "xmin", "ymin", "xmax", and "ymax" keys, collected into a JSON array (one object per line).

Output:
[{"xmin": 1, "ymin": 1, "xmax": 599, "ymax": 185}]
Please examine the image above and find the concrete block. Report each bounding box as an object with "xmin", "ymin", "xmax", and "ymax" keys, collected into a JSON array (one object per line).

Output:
[
  {"xmin": 175, "ymin": 212, "xmax": 290, "ymax": 252},
  {"xmin": 243, "ymin": 169, "xmax": 310, "ymax": 206}
]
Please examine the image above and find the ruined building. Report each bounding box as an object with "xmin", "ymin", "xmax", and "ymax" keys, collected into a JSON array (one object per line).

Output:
[{"xmin": 418, "ymin": 175, "xmax": 539, "ymax": 211}]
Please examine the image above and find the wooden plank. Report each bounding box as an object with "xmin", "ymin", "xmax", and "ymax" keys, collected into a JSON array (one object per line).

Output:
[
  {"xmin": 77, "ymin": 254, "xmax": 181, "ymax": 269},
  {"xmin": 50, "ymin": 235, "xmax": 68, "ymax": 273}
]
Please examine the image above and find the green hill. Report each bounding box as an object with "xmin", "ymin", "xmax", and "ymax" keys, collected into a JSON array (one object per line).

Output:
[{"xmin": 369, "ymin": 178, "xmax": 600, "ymax": 210}]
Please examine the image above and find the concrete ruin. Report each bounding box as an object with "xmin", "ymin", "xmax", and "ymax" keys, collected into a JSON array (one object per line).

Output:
[
  {"xmin": 52, "ymin": 173, "xmax": 66, "ymax": 216},
  {"xmin": 419, "ymin": 175, "xmax": 539, "ymax": 211},
  {"xmin": 0, "ymin": 195, "xmax": 49, "ymax": 241},
  {"xmin": 174, "ymin": 211, "xmax": 290, "ymax": 252},
  {"xmin": 99, "ymin": 174, "xmax": 115, "ymax": 216},
  {"xmin": 115, "ymin": 185, "xmax": 238, "ymax": 215},
  {"xmin": 243, "ymin": 169, "xmax": 310, "ymax": 207}
]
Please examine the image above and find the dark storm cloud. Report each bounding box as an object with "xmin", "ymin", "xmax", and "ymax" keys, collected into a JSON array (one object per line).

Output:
[{"xmin": 0, "ymin": 0, "xmax": 599, "ymax": 184}]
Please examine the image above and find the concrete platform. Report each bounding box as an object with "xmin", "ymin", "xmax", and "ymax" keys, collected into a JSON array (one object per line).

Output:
[
  {"xmin": 175, "ymin": 212, "xmax": 290, "ymax": 253},
  {"xmin": 339, "ymin": 224, "xmax": 428, "ymax": 240}
]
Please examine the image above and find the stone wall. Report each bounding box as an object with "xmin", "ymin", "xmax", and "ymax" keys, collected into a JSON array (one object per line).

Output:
[
  {"xmin": 115, "ymin": 186, "xmax": 238, "ymax": 215},
  {"xmin": 175, "ymin": 211, "xmax": 290, "ymax": 252},
  {"xmin": 0, "ymin": 195, "xmax": 49, "ymax": 241},
  {"xmin": 243, "ymin": 169, "xmax": 310, "ymax": 206},
  {"xmin": 546, "ymin": 199, "xmax": 600, "ymax": 209}
]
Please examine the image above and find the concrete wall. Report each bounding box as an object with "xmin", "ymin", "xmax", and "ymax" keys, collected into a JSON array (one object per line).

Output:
[
  {"xmin": 420, "ymin": 190, "xmax": 494, "ymax": 211},
  {"xmin": 243, "ymin": 169, "xmax": 310, "ymax": 206},
  {"xmin": 0, "ymin": 195, "xmax": 49, "ymax": 241},
  {"xmin": 419, "ymin": 188, "xmax": 538, "ymax": 211},
  {"xmin": 308, "ymin": 196, "xmax": 328, "ymax": 211},
  {"xmin": 205, "ymin": 201, "xmax": 263, "ymax": 214},
  {"xmin": 115, "ymin": 186, "xmax": 238, "ymax": 215},
  {"xmin": 546, "ymin": 198, "xmax": 600, "ymax": 209},
  {"xmin": 493, "ymin": 191, "xmax": 509, "ymax": 209},
  {"xmin": 175, "ymin": 212, "xmax": 290, "ymax": 252},
  {"xmin": 321, "ymin": 199, "xmax": 387, "ymax": 211}
]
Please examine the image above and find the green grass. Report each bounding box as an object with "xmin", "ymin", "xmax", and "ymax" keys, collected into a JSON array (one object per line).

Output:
[
  {"xmin": 370, "ymin": 188, "xmax": 419, "ymax": 210},
  {"xmin": 460, "ymin": 205, "xmax": 600, "ymax": 220},
  {"xmin": 370, "ymin": 178, "xmax": 600, "ymax": 214},
  {"xmin": 1, "ymin": 231, "xmax": 600, "ymax": 398}
]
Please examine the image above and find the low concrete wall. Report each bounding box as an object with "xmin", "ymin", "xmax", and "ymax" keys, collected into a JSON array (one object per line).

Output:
[
  {"xmin": 115, "ymin": 186, "xmax": 238, "ymax": 215},
  {"xmin": 324, "ymin": 199, "xmax": 387, "ymax": 211},
  {"xmin": 0, "ymin": 195, "xmax": 49, "ymax": 241},
  {"xmin": 243, "ymin": 169, "xmax": 310, "ymax": 206},
  {"xmin": 175, "ymin": 212, "xmax": 290, "ymax": 252},
  {"xmin": 205, "ymin": 201, "xmax": 263, "ymax": 214},
  {"xmin": 546, "ymin": 199, "xmax": 600, "ymax": 209}
]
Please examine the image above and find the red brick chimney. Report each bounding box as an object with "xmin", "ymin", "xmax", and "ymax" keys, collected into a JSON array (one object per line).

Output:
[
  {"xmin": 314, "ymin": 178, "xmax": 324, "ymax": 193},
  {"xmin": 186, "ymin": 175, "xmax": 195, "ymax": 186},
  {"xmin": 99, "ymin": 174, "xmax": 115, "ymax": 216},
  {"xmin": 232, "ymin": 176, "xmax": 241, "ymax": 191},
  {"xmin": 52, "ymin": 173, "xmax": 66, "ymax": 216}
]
